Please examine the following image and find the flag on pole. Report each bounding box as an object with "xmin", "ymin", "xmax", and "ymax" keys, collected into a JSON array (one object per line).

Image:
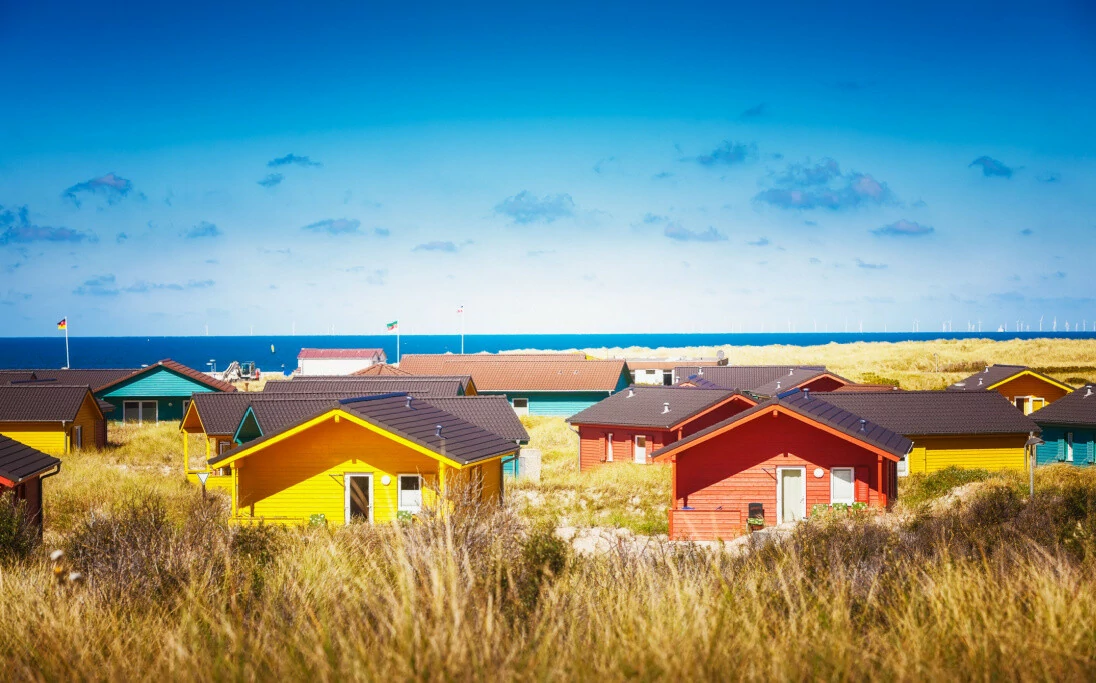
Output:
[
  {"xmin": 57, "ymin": 318, "xmax": 67, "ymax": 330},
  {"xmin": 386, "ymin": 320, "xmax": 399, "ymax": 331}
]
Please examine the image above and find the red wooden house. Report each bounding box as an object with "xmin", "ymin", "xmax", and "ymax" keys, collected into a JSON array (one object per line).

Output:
[
  {"xmin": 653, "ymin": 390, "xmax": 911, "ymax": 540},
  {"xmin": 567, "ymin": 386, "xmax": 757, "ymax": 470}
]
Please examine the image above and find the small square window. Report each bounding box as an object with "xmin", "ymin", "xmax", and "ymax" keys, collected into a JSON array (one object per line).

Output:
[
  {"xmin": 831, "ymin": 467, "xmax": 855, "ymax": 504},
  {"xmin": 399, "ymin": 474, "xmax": 423, "ymax": 513}
]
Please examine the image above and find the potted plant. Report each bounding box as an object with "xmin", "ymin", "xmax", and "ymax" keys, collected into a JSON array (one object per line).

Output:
[{"xmin": 747, "ymin": 516, "xmax": 765, "ymax": 532}]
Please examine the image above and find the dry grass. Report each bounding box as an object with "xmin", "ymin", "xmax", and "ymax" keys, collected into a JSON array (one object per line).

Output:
[
  {"xmin": 4, "ymin": 362, "xmax": 1096, "ymax": 679},
  {"xmin": 582, "ymin": 337, "xmax": 1096, "ymax": 389},
  {"xmin": 2, "ymin": 444, "xmax": 1096, "ymax": 679},
  {"xmin": 510, "ymin": 416, "xmax": 671, "ymax": 534}
]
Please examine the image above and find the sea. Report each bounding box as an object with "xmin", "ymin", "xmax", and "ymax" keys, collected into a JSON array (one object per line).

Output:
[{"xmin": 2, "ymin": 332, "xmax": 1095, "ymax": 373}]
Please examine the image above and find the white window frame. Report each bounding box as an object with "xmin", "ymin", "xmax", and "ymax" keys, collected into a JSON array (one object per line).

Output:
[
  {"xmin": 72, "ymin": 425, "xmax": 83, "ymax": 450},
  {"xmin": 123, "ymin": 400, "xmax": 158, "ymax": 425},
  {"xmin": 1067, "ymin": 432, "xmax": 1074, "ymax": 462},
  {"xmin": 398, "ymin": 473, "xmax": 424, "ymax": 513},
  {"xmin": 344, "ymin": 473, "xmax": 374, "ymax": 524},
  {"xmin": 830, "ymin": 467, "xmax": 856, "ymax": 505},
  {"xmin": 606, "ymin": 432, "xmax": 613, "ymax": 462},
  {"xmin": 634, "ymin": 435, "xmax": 647, "ymax": 464},
  {"xmin": 219, "ymin": 440, "xmax": 232, "ymax": 455},
  {"xmin": 182, "ymin": 399, "xmax": 191, "ymax": 417},
  {"xmin": 512, "ymin": 398, "xmax": 529, "ymax": 416},
  {"xmin": 776, "ymin": 466, "xmax": 807, "ymax": 524}
]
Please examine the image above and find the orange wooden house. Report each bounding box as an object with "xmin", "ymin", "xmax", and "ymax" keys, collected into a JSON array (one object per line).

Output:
[
  {"xmin": 567, "ymin": 386, "xmax": 756, "ymax": 470},
  {"xmin": 653, "ymin": 390, "xmax": 910, "ymax": 540},
  {"xmin": 948, "ymin": 364, "xmax": 1073, "ymax": 415}
]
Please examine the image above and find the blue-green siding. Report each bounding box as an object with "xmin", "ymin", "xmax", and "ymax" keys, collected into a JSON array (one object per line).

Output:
[
  {"xmin": 483, "ymin": 368, "xmax": 630, "ymax": 418},
  {"xmin": 1035, "ymin": 425, "xmax": 1096, "ymax": 466},
  {"xmin": 483, "ymin": 391, "xmax": 614, "ymax": 417},
  {"xmin": 98, "ymin": 367, "xmax": 226, "ymax": 421},
  {"xmin": 502, "ymin": 454, "xmax": 520, "ymax": 479}
]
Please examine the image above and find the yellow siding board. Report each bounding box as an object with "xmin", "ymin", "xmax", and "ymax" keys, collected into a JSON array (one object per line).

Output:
[
  {"xmin": 0, "ymin": 423, "xmax": 67, "ymax": 454},
  {"xmin": 72, "ymin": 394, "xmax": 102, "ymax": 450},
  {"xmin": 906, "ymin": 434, "xmax": 1028, "ymax": 474}
]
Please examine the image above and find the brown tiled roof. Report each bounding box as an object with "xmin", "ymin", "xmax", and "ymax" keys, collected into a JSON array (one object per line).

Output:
[
  {"xmin": 831, "ymin": 383, "xmax": 903, "ymax": 393},
  {"xmin": 2, "ymin": 369, "xmax": 137, "ymax": 391},
  {"xmin": 568, "ymin": 386, "xmax": 753, "ymax": 429},
  {"xmin": 420, "ymin": 397, "xmax": 529, "ymax": 442},
  {"xmin": 351, "ymin": 364, "xmax": 413, "ymax": 376},
  {"xmin": 187, "ymin": 393, "xmax": 256, "ymax": 435},
  {"xmin": 189, "ymin": 390, "xmax": 420, "ymax": 435},
  {"xmin": 249, "ymin": 398, "xmax": 343, "ymax": 434},
  {"xmin": 0, "ymin": 385, "xmax": 99, "ymax": 422},
  {"xmin": 947, "ymin": 364, "xmax": 1071, "ymax": 392},
  {"xmin": 298, "ymin": 348, "xmax": 386, "ymax": 360},
  {"xmin": 0, "ymin": 434, "xmax": 62, "ymax": 484},
  {"xmin": 262, "ymin": 377, "xmax": 471, "ymax": 397},
  {"xmin": 398, "ymin": 355, "xmax": 627, "ymax": 392},
  {"xmin": 814, "ymin": 390, "xmax": 1040, "ymax": 436},
  {"xmin": 625, "ymin": 359, "xmax": 725, "ymax": 370},
  {"xmin": 1030, "ymin": 385, "xmax": 1096, "ymax": 427},
  {"xmin": 674, "ymin": 365, "xmax": 827, "ymax": 392},
  {"xmin": 654, "ymin": 391, "xmax": 911, "ymax": 461},
  {"xmin": 751, "ymin": 368, "xmax": 851, "ymax": 396},
  {"xmin": 210, "ymin": 393, "xmax": 519, "ymax": 467}
]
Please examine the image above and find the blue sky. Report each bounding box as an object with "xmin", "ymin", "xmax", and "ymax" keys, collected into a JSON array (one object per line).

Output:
[{"xmin": 2, "ymin": 0, "xmax": 1095, "ymax": 336}]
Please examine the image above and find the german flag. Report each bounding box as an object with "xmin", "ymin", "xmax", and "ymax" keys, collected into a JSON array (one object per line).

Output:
[{"xmin": 57, "ymin": 318, "xmax": 67, "ymax": 330}]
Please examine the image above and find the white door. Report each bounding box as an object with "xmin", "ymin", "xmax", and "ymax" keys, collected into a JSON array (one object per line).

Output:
[
  {"xmin": 344, "ymin": 473, "xmax": 373, "ymax": 524},
  {"xmin": 634, "ymin": 435, "xmax": 647, "ymax": 464},
  {"xmin": 778, "ymin": 467, "xmax": 806, "ymax": 523}
]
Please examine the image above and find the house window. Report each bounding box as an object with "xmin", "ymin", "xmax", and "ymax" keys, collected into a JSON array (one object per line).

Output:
[
  {"xmin": 182, "ymin": 399, "xmax": 191, "ymax": 416},
  {"xmin": 398, "ymin": 474, "xmax": 423, "ymax": 513},
  {"xmin": 123, "ymin": 400, "xmax": 158, "ymax": 424},
  {"xmin": 662, "ymin": 370, "xmax": 673, "ymax": 386},
  {"xmin": 831, "ymin": 467, "xmax": 855, "ymax": 504},
  {"xmin": 219, "ymin": 441, "xmax": 232, "ymax": 455},
  {"xmin": 1067, "ymin": 432, "xmax": 1074, "ymax": 462},
  {"xmin": 72, "ymin": 425, "xmax": 83, "ymax": 450},
  {"xmin": 1031, "ymin": 398, "xmax": 1046, "ymax": 412},
  {"xmin": 606, "ymin": 433, "xmax": 614, "ymax": 462},
  {"xmin": 512, "ymin": 398, "xmax": 529, "ymax": 416}
]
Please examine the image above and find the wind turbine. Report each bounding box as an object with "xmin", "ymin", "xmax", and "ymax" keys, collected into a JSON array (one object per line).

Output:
[{"xmin": 1039, "ymin": 315, "xmax": 1044, "ymax": 332}]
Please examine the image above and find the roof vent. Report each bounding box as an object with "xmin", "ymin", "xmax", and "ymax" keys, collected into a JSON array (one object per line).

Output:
[
  {"xmin": 435, "ymin": 424, "xmax": 443, "ymax": 438},
  {"xmin": 776, "ymin": 381, "xmax": 781, "ymax": 390},
  {"xmin": 985, "ymin": 366, "xmax": 990, "ymax": 373},
  {"xmin": 1085, "ymin": 387, "xmax": 1093, "ymax": 398},
  {"xmin": 803, "ymin": 388, "xmax": 811, "ymax": 401},
  {"xmin": 977, "ymin": 378, "xmax": 983, "ymax": 386},
  {"xmin": 405, "ymin": 395, "xmax": 413, "ymax": 409},
  {"xmin": 662, "ymin": 402, "xmax": 670, "ymax": 414},
  {"xmin": 859, "ymin": 419, "xmax": 867, "ymax": 432},
  {"xmin": 627, "ymin": 388, "xmax": 635, "ymax": 398},
  {"xmin": 789, "ymin": 369, "xmax": 794, "ymax": 376},
  {"xmin": 698, "ymin": 367, "xmax": 704, "ymax": 376}
]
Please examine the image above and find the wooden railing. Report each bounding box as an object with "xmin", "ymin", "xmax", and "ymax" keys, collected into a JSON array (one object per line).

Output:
[{"xmin": 668, "ymin": 508, "xmax": 743, "ymax": 541}]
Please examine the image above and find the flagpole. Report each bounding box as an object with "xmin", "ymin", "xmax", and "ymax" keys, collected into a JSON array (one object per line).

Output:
[
  {"xmin": 460, "ymin": 307, "xmax": 464, "ymax": 354},
  {"xmin": 397, "ymin": 325, "xmax": 401, "ymax": 365},
  {"xmin": 64, "ymin": 317, "xmax": 70, "ymax": 369}
]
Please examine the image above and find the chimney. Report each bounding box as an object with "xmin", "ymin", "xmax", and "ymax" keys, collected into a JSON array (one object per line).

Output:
[
  {"xmin": 662, "ymin": 402, "xmax": 670, "ymax": 414},
  {"xmin": 435, "ymin": 424, "xmax": 443, "ymax": 438}
]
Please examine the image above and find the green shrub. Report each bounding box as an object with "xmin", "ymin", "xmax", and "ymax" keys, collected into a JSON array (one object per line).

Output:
[
  {"xmin": 0, "ymin": 492, "xmax": 38, "ymax": 563},
  {"xmin": 900, "ymin": 466, "xmax": 994, "ymax": 507}
]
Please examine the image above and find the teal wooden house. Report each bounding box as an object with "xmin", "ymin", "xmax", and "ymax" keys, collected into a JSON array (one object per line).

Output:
[
  {"xmin": 97, "ymin": 359, "xmax": 237, "ymax": 423},
  {"xmin": 397, "ymin": 355, "xmax": 632, "ymax": 418},
  {"xmin": 1031, "ymin": 384, "xmax": 1096, "ymax": 466}
]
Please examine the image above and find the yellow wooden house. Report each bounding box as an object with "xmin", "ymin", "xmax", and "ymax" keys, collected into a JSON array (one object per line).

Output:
[
  {"xmin": 948, "ymin": 364, "xmax": 1073, "ymax": 415},
  {"xmin": 0, "ymin": 385, "xmax": 107, "ymax": 454},
  {"xmin": 205, "ymin": 393, "xmax": 518, "ymax": 525},
  {"xmin": 817, "ymin": 391, "xmax": 1040, "ymax": 475}
]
